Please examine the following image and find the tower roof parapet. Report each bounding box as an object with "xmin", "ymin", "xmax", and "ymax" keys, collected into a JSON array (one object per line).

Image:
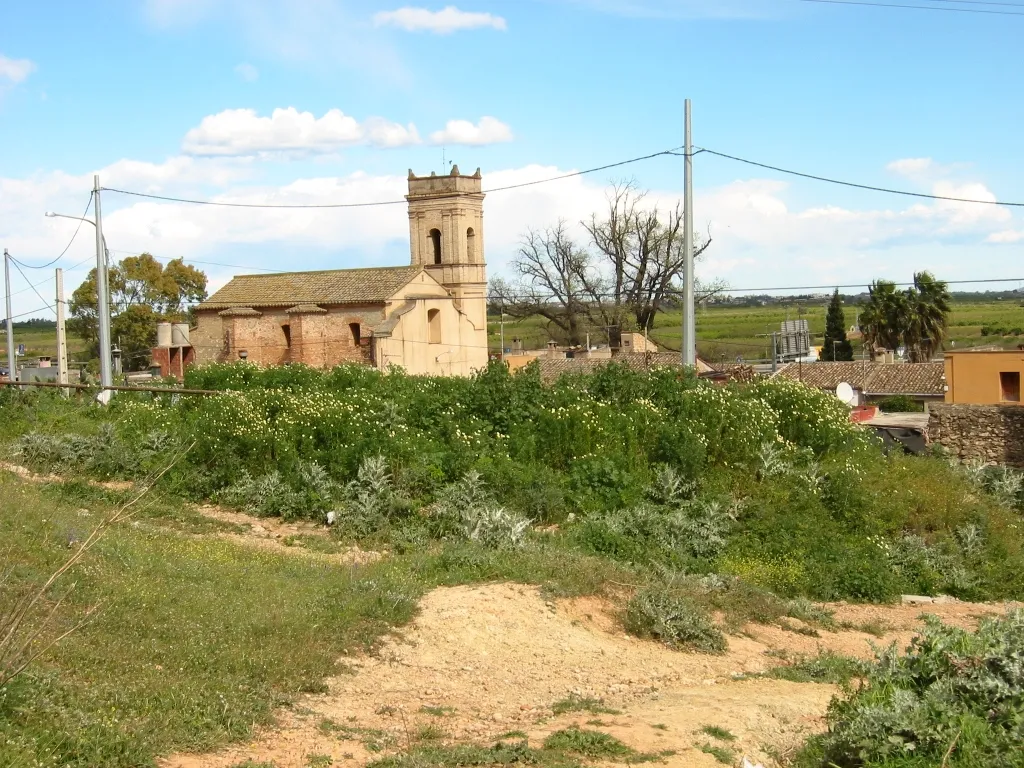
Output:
[{"xmin": 406, "ymin": 167, "xmax": 483, "ymax": 198}]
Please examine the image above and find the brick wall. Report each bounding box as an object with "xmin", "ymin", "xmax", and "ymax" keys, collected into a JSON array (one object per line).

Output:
[
  {"xmin": 191, "ymin": 306, "xmax": 381, "ymax": 368},
  {"xmin": 928, "ymin": 404, "xmax": 1024, "ymax": 467}
]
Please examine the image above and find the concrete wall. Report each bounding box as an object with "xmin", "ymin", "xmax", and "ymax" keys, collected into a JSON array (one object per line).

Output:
[
  {"xmin": 929, "ymin": 403, "xmax": 1024, "ymax": 467},
  {"xmin": 945, "ymin": 351, "xmax": 1024, "ymax": 404}
]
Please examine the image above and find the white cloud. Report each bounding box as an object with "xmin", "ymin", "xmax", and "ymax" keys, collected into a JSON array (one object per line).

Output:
[
  {"xmin": 182, "ymin": 107, "xmax": 421, "ymax": 156},
  {"xmin": 429, "ymin": 117, "xmax": 513, "ymax": 146},
  {"xmin": 986, "ymin": 230, "xmax": 1024, "ymax": 244},
  {"xmin": 373, "ymin": 5, "xmax": 507, "ymax": 33},
  {"xmin": 234, "ymin": 62, "xmax": 259, "ymax": 81},
  {"xmin": 886, "ymin": 157, "xmax": 933, "ymax": 178},
  {"xmin": 0, "ymin": 55, "xmax": 36, "ymax": 84},
  {"xmin": 3, "ymin": 154, "xmax": 1021, "ymax": 319}
]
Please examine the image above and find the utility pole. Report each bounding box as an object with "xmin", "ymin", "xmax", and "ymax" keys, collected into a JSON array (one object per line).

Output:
[
  {"xmin": 499, "ymin": 306, "xmax": 505, "ymax": 361},
  {"xmin": 770, "ymin": 332, "xmax": 778, "ymax": 374},
  {"xmin": 682, "ymin": 99, "xmax": 696, "ymax": 367},
  {"xmin": 3, "ymin": 249, "xmax": 15, "ymax": 382},
  {"xmin": 94, "ymin": 175, "xmax": 113, "ymax": 397},
  {"xmin": 55, "ymin": 267, "xmax": 69, "ymax": 396}
]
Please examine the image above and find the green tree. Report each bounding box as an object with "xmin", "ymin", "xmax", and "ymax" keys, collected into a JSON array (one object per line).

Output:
[
  {"xmin": 821, "ymin": 289, "xmax": 854, "ymax": 361},
  {"xmin": 904, "ymin": 271, "xmax": 951, "ymax": 362},
  {"xmin": 70, "ymin": 254, "xmax": 207, "ymax": 370},
  {"xmin": 860, "ymin": 272, "xmax": 950, "ymax": 361}
]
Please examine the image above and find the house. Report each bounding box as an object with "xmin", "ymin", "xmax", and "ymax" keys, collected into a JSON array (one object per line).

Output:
[
  {"xmin": 944, "ymin": 350, "xmax": 1024, "ymax": 404},
  {"xmin": 774, "ymin": 360, "xmax": 946, "ymax": 411},
  {"xmin": 188, "ymin": 167, "xmax": 489, "ymax": 377}
]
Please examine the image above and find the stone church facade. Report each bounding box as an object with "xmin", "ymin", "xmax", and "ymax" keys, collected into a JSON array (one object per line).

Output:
[{"xmin": 191, "ymin": 167, "xmax": 489, "ymax": 377}]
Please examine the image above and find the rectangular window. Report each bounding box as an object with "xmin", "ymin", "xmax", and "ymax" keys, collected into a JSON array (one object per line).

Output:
[
  {"xmin": 1000, "ymin": 371, "xmax": 1021, "ymax": 402},
  {"xmin": 282, "ymin": 324, "xmax": 291, "ymax": 348}
]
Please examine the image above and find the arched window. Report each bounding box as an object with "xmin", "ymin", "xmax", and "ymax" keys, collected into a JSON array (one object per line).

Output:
[
  {"xmin": 429, "ymin": 229, "xmax": 442, "ymax": 265},
  {"xmin": 427, "ymin": 308, "xmax": 441, "ymax": 344},
  {"xmin": 466, "ymin": 227, "xmax": 476, "ymax": 263},
  {"xmin": 281, "ymin": 324, "xmax": 291, "ymax": 348},
  {"xmin": 350, "ymin": 323, "xmax": 361, "ymax": 346}
]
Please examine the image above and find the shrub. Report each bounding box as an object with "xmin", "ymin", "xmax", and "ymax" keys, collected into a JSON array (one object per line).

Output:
[
  {"xmin": 218, "ymin": 460, "xmax": 338, "ymax": 521},
  {"xmin": 875, "ymin": 395, "xmax": 924, "ymax": 413},
  {"xmin": 623, "ymin": 589, "xmax": 726, "ymax": 653},
  {"xmin": 431, "ymin": 471, "xmax": 530, "ymax": 549},
  {"xmin": 463, "ymin": 506, "xmax": 530, "ymax": 550},
  {"xmin": 797, "ymin": 610, "xmax": 1024, "ymax": 767}
]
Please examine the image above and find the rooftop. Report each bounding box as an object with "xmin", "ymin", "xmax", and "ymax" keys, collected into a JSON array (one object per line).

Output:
[
  {"xmin": 775, "ymin": 361, "xmax": 946, "ymax": 396},
  {"xmin": 198, "ymin": 266, "xmax": 425, "ymax": 310}
]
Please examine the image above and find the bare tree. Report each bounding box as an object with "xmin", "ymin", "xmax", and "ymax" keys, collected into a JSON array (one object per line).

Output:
[
  {"xmin": 584, "ymin": 183, "xmax": 712, "ymax": 338},
  {"xmin": 491, "ymin": 183, "xmax": 716, "ymax": 347},
  {"xmin": 492, "ymin": 222, "xmax": 592, "ymax": 346}
]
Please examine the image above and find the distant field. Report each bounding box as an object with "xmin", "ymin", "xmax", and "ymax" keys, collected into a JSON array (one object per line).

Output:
[
  {"xmin": 0, "ymin": 327, "xmax": 87, "ymax": 366},
  {"xmin": 488, "ymin": 298, "xmax": 1024, "ymax": 361}
]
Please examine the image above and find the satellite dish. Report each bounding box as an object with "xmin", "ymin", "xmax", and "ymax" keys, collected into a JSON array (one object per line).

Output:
[{"xmin": 835, "ymin": 381, "xmax": 857, "ymax": 406}]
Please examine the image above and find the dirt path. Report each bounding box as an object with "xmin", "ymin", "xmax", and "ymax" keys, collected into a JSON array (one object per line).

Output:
[
  {"xmin": 192, "ymin": 504, "xmax": 382, "ymax": 565},
  {"xmin": 161, "ymin": 583, "xmax": 1016, "ymax": 768}
]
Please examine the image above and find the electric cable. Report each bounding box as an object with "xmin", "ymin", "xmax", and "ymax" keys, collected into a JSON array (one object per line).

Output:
[
  {"xmin": 692, "ymin": 148, "xmax": 1024, "ymax": 207},
  {"xmin": 797, "ymin": 0, "xmax": 1024, "ymax": 15},
  {"xmin": 98, "ymin": 148, "xmax": 683, "ymax": 208},
  {"xmin": 8, "ymin": 257, "xmax": 55, "ymax": 314},
  {"xmin": 19, "ymin": 193, "xmax": 95, "ymax": 269}
]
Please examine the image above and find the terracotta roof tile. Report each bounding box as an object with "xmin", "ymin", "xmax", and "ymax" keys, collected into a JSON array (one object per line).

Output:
[
  {"xmin": 862, "ymin": 362, "xmax": 945, "ymax": 396},
  {"xmin": 285, "ymin": 304, "xmax": 328, "ymax": 314},
  {"xmin": 199, "ymin": 266, "xmax": 424, "ymax": 310},
  {"xmin": 775, "ymin": 361, "xmax": 945, "ymax": 396},
  {"xmin": 217, "ymin": 307, "xmax": 263, "ymax": 317}
]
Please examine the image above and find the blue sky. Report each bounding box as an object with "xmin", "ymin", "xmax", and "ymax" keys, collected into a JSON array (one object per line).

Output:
[{"xmin": 2, "ymin": 0, "xmax": 1023, "ymax": 317}]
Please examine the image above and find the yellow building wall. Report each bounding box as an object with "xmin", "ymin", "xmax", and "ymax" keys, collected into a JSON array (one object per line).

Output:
[
  {"xmin": 945, "ymin": 351, "xmax": 1024, "ymax": 404},
  {"xmin": 375, "ymin": 274, "xmax": 488, "ymax": 376}
]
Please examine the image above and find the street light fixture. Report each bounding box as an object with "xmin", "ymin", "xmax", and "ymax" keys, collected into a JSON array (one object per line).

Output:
[{"xmin": 44, "ymin": 188, "xmax": 113, "ymax": 393}]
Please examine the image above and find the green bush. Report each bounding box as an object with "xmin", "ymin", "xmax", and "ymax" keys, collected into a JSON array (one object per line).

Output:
[
  {"xmin": 797, "ymin": 610, "xmax": 1024, "ymax": 767},
  {"xmin": 622, "ymin": 589, "xmax": 727, "ymax": 653},
  {"xmin": 875, "ymin": 395, "xmax": 924, "ymax": 413}
]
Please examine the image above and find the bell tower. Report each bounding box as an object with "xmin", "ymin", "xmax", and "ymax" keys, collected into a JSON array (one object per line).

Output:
[{"xmin": 406, "ymin": 166, "xmax": 487, "ymax": 334}]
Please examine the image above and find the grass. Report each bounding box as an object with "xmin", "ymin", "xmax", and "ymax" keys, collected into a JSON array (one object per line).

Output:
[
  {"xmin": 550, "ymin": 693, "xmax": 621, "ymax": 716},
  {"xmin": 367, "ymin": 740, "xmax": 580, "ymax": 768},
  {"xmin": 765, "ymin": 651, "xmax": 866, "ymax": 685},
  {"xmin": 488, "ymin": 297, "xmax": 1024, "ymax": 360},
  {"xmin": 697, "ymin": 742, "xmax": 737, "ymax": 765},
  {"xmin": 0, "ymin": 471, "xmax": 422, "ymax": 766},
  {"xmin": 419, "ymin": 705, "xmax": 456, "ymax": 717},
  {"xmin": 700, "ymin": 725, "xmax": 736, "ymax": 742},
  {"xmin": 543, "ymin": 728, "xmax": 665, "ymax": 762},
  {"xmin": 0, "ymin": 470, "xmax": 654, "ymax": 766}
]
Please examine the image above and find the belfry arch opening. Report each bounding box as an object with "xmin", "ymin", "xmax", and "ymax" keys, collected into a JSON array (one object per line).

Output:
[
  {"xmin": 429, "ymin": 229, "xmax": 442, "ymax": 265},
  {"xmin": 466, "ymin": 227, "xmax": 476, "ymax": 263}
]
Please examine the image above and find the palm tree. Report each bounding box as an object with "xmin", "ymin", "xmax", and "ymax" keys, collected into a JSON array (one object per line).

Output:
[
  {"xmin": 861, "ymin": 280, "xmax": 906, "ymax": 355},
  {"xmin": 904, "ymin": 271, "xmax": 951, "ymax": 362}
]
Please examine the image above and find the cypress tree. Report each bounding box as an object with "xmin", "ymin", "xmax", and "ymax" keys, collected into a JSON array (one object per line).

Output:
[{"xmin": 822, "ymin": 289, "xmax": 854, "ymax": 361}]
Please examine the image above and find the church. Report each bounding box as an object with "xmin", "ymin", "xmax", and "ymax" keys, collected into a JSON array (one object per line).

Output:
[{"xmin": 189, "ymin": 167, "xmax": 490, "ymax": 377}]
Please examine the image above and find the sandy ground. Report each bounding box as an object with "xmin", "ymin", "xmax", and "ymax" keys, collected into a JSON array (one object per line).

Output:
[
  {"xmin": 161, "ymin": 583, "xmax": 1016, "ymax": 768},
  {"xmin": 192, "ymin": 504, "xmax": 382, "ymax": 565}
]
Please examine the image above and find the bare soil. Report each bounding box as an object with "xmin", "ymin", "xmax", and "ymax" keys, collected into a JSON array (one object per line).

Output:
[
  {"xmin": 161, "ymin": 583, "xmax": 1017, "ymax": 768},
  {"xmin": 192, "ymin": 504, "xmax": 382, "ymax": 565}
]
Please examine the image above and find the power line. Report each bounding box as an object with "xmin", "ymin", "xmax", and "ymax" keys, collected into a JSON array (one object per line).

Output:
[
  {"xmin": 696, "ymin": 148, "xmax": 1024, "ymax": 207},
  {"xmin": 797, "ymin": 0, "xmax": 1024, "ymax": 15},
  {"xmin": 8, "ymin": 258, "xmax": 55, "ymax": 315},
  {"xmin": 4, "ymin": 255, "xmax": 95, "ymax": 300},
  {"xmin": 20, "ymin": 193, "xmax": 94, "ymax": 269},
  {"xmin": 919, "ymin": 0, "xmax": 1024, "ymax": 7},
  {"xmin": 98, "ymin": 148, "xmax": 682, "ymax": 209}
]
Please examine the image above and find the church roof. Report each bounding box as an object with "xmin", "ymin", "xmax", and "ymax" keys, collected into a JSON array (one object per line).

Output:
[{"xmin": 198, "ymin": 266, "xmax": 426, "ymax": 310}]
